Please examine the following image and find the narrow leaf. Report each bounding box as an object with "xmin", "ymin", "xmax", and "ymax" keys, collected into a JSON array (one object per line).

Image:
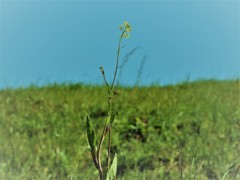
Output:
[
  {"xmin": 106, "ymin": 153, "xmax": 117, "ymax": 180},
  {"xmin": 86, "ymin": 115, "xmax": 96, "ymax": 151},
  {"xmin": 86, "ymin": 115, "xmax": 98, "ymax": 168}
]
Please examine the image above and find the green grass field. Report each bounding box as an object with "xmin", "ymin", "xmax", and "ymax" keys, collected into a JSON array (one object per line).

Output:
[{"xmin": 0, "ymin": 80, "xmax": 239, "ymax": 179}]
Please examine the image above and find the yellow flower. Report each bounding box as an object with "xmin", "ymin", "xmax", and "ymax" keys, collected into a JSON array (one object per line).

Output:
[
  {"xmin": 119, "ymin": 21, "xmax": 131, "ymax": 35},
  {"xmin": 118, "ymin": 25, "xmax": 123, "ymax": 31},
  {"xmin": 124, "ymin": 21, "xmax": 131, "ymax": 32},
  {"xmin": 125, "ymin": 27, "xmax": 131, "ymax": 32},
  {"xmin": 124, "ymin": 21, "xmax": 131, "ymax": 28},
  {"xmin": 122, "ymin": 33, "xmax": 129, "ymax": 38}
]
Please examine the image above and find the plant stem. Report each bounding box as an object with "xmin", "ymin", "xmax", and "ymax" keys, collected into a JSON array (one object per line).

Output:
[
  {"xmin": 97, "ymin": 28, "xmax": 127, "ymax": 180},
  {"xmin": 97, "ymin": 124, "xmax": 108, "ymax": 180},
  {"xmin": 100, "ymin": 67, "xmax": 110, "ymax": 94},
  {"xmin": 107, "ymin": 127, "xmax": 112, "ymax": 169},
  {"xmin": 110, "ymin": 31, "xmax": 125, "ymax": 92}
]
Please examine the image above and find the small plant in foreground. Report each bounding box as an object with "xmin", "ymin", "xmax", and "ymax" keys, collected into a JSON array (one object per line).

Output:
[{"xmin": 85, "ymin": 21, "xmax": 132, "ymax": 180}]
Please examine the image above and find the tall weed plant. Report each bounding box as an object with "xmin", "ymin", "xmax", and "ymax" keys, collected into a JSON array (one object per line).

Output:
[{"xmin": 85, "ymin": 21, "xmax": 132, "ymax": 180}]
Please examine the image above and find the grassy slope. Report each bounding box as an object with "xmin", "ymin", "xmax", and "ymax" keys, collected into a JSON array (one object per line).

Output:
[{"xmin": 0, "ymin": 80, "xmax": 239, "ymax": 179}]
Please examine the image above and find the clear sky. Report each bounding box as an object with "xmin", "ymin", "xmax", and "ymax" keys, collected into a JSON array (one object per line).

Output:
[{"xmin": 0, "ymin": 0, "xmax": 239, "ymax": 88}]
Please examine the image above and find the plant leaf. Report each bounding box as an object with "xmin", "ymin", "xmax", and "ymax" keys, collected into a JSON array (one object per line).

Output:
[
  {"xmin": 86, "ymin": 116, "xmax": 99, "ymax": 168},
  {"xmin": 85, "ymin": 115, "xmax": 96, "ymax": 151},
  {"xmin": 106, "ymin": 153, "xmax": 117, "ymax": 180}
]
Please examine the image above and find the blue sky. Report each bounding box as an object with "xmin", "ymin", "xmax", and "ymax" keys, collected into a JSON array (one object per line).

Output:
[{"xmin": 0, "ymin": 0, "xmax": 239, "ymax": 88}]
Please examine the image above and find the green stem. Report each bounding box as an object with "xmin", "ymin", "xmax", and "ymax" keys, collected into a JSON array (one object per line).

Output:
[
  {"xmin": 97, "ymin": 123, "xmax": 108, "ymax": 179},
  {"xmin": 110, "ymin": 30, "xmax": 125, "ymax": 92},
  {"xmin": 97, "ymin": 29, "xmax": 126, "ymax": 180},
  {"xmin": 100, "ymin": 67, "xmax": 110, "ymax": 94},
  {"xmin": 107, "ymin": 127, "xmax": 112, "ymax": 169}
]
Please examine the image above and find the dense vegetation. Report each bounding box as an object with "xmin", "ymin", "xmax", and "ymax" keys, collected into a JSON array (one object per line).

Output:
[{"xmin": 0, "ymin": 80, "xmax": 239, "ymax": 179}]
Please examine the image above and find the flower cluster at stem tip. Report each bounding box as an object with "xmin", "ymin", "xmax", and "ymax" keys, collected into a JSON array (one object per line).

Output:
[{"xmin": 119, "ymin": 21, "xmax": 132, "ymax": 38}]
